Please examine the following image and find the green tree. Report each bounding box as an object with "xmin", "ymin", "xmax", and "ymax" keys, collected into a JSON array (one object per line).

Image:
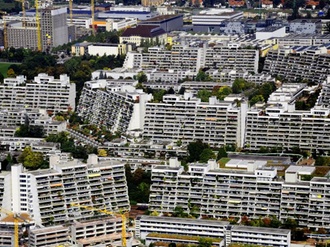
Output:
[
  {"xmin": 197, "ymin": 90, "xmax": 212, "ymax": 102},
  {"xmin": 137, "ymin": 72, "xmax": 148, "ymax": 83},
  {"xmin": 249, "ymin": 94, "xmax": 264, "ymax": 106},
  {"xmin": 217, "ymin": 146, "xmax": 228, "ymax": 160},
  {"xmin": 198, "ymin": 238, "xmax": 212, "ymax": 247},
  {"xmin": 216, "ymin": 86, "xmax": 232, "ymax": 100},
  {"xmin": 232, "ymin": 78, "xmax": 247, "ymax": 94},
  {"xmin": 18, "ymin": 147, "xmax": 45, "ymax": 170},
  {"xmin": 199, "ymin": 148, "xmax": 216, "ymax": 163},
  {"xmin": 196, "ymin": 69, "xmax": 211, "ymax": 81},
  {"xmin": 187, "ymin": 141, "xmax": 209, "ymax": 162}
]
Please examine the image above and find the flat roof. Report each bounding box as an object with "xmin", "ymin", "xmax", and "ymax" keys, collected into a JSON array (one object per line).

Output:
[
  {"xmin": 232, "ymin": 225, "xmax": 290, "ymax": 235},
  {"xmin": 143, "ymin": 14, "xmax": 182, "ymax": 22},
  {"xmin": 139, "ymin": 215, "xmax": 230, "ymax": 227}
]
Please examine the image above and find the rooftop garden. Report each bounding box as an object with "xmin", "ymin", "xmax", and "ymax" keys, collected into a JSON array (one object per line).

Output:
[{"xmin": 147, "ymin": 233, "xmax": 222, "ymax": 244}]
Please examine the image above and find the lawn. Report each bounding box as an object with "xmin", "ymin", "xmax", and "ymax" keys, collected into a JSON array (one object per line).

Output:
[{"xmin": 0, "ymin": 63, "xmax": 12, "ymax": 77}]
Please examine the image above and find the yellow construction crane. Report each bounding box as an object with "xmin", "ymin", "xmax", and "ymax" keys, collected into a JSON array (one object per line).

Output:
[
  {"xmin": 0, "ymin": 11, "xmax": 7, "ymax": 49},
  {"xmin": 15, "ymin": 0, "xmax": 26, "ymax": 27},
  {"xmin": 70, "ymin": 203, "xmax": 128, "ymax": 247},
  {"xmin": 35, "ymin": 0, "xmax": 42, "ymax": 51},
  {"xmin": 91, "ymin": 0, "xmax": 95, "ymax": 35},
  {"xmin": 0, "ymin": 208, "xmax": 32, "ymax": 247}
]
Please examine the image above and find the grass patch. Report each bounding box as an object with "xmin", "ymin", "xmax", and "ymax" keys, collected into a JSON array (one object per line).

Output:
[
  {"xmin": 0, "ymin": 63, "xmax": 12, "ymax": 77},
  {"xmin": 219, "ymin": 158, "xmax": 230, "ymax": 168}
]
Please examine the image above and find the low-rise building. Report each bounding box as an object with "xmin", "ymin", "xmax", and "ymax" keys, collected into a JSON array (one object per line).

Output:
[
  {"xmin": 140, "ymin": 14, "xmax": 183, "ymax": 32},
  {"xmin": 136, "ymin": 215, "xmax": 291, "ymax": 247},
  {"xmin": 192, "ymin": 9, "xmax": 243, "ymax": 33},
  {"xmin": 289, "ymin": 19, "xmax": 322, "ymax": 34},
  {"xmin": 120, "ymin": 25, "xmax": 167, "ymax": 46},
  {"xmin": 106, "ymin": 17, "xmax": 137, "ymax": 31},
  {"xmin": 72, "ymin": 42, "xmax": 133, "ymax": 56}
]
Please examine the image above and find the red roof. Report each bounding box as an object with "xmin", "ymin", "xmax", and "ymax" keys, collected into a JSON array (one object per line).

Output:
[{"xmin": 228, "ymin": 0, "xmax": 245, "ymax": 7}]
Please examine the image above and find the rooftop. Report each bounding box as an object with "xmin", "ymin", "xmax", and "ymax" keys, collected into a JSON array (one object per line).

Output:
[{"xmin": 121, "ymin": 25, "xmax": 166, "ymax": 38}]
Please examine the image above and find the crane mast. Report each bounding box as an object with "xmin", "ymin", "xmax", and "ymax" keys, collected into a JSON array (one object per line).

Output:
[
  {"xmin": 35, "ymin": 0, "xmax": 42, "ymax": 51},
  {"xmin": 91, "ymin": 0, "xmax": 95, "ymax": 35}
]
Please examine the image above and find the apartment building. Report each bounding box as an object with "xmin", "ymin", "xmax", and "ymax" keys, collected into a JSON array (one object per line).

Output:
[
  {"xmin": 148, "ymin": 157, "xmax": 330, "ymax": 230},
  {"xmin": 263, "ymin": 45, "xmax": 330, "ymax": 84},
  {"xmin": 29, "ymin": 217, "xmax": 126, "ymax": 247},
  {"xmin": 141, "ymin": 42, "xmax": 259, "ymax": 74},
  {"xmin": 277, "ymin": 34, "xmax": 330, "ymax": 47},
  {"xmin": 244, "ymin": 104, "xmax": 330, "ymax": 153},
  {"xmin": 0, "ymin": 74, "xmax": 76, "ymax": 113},
  {"xmin": 77, "ymin": 79, "xmax": 152, "ymax": 133},
  {"xmin": 142, "ymin": 45, "xmax": 204, "ymax": 72},
  {"xmin": 10, "ymin": 154, "xmax": 130, "ymax": 227},
  {"xmin": 136, "ymin": 215, "xmax": 291, "ymax": 247},
  {"xmin": 204, "ymin": 44, "xmax": 259, "ymax": 74},
  {"xmin": 0, "ymin": 137, "xmax": 59, "ymax": 153},
  {"xmin": 143, "ymin": 93, "xmax": 246, "ymax": 147},
  {"xmin": 316, "ymin": 76, "xmax": 330, "ymax": 107}
]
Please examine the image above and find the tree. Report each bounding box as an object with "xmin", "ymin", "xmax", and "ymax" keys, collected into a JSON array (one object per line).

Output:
[
  {"xmin": 199, "ymin": 148, "xmax": 216, "ymax": 163},
  {"xmin": 196, "ymin": 69, "xmax": 211, "ymax": 81},
  {"xmin": 137, "ymin": 72, "xmax": 148, "ymax": 83},
  {"xmin": 198, "ymin": 238, "xmax": 212, "ymax": 247},
  {"xmin": 249, "ymin": 94, "xmax": 264, "ymax": 106},
  {"xmin": 187, "ymin": 141, "xmax": 210, "ymax": 162},
  {"xmin": 18, "ymin": 146, "xmax": 45, "ymax": 170},
  {"xmin": 232, "ymin": 78, "xmax": 247, "ymax": 94},
  {"xmin": 217, "ymin": 146, "xmax": 228, "ymax": 160},
  {"xmin": 197, "ymin": 90, "xmax": 212, "ymax": 102},
  {"xmin": 216, "ymin": 86, "xmax": 232, "ymax": 100},
  {"xmin": 98, "ymin": 149, "xmax": 107, "ymax": 157},
  {"xmin": 7, "ymin": 68, "xmax": 16, "ymax": 78}
]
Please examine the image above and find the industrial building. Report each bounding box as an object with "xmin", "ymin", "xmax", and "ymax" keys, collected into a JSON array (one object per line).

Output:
[
  {"xmin": 192, "ymin": 9, "xmax": 243, "ymax": 33},
  {"xmin": 140, "ymin": 14, "xmax": 183, "ymax": 32}
]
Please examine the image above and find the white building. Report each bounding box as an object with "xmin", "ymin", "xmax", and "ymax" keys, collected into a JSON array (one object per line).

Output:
[
  {"xmin": 0, "ymin": 74, "xmax": 76, "ymax": 113},
  {"xmin": 10, "ymin": 154, "xmax": 130, "ymax": 227},
  {"xmin": 148, "ymin": 156, "xmax": 330, "ymax": 230},
  {"xmin": 136, "ymin": 215, "xmax": 291, "ymax": 247},
  {"xmin": 255, "ymin": 26, "xmax": 287, "ymax": 40},
  {"xmin": 143, "ymin": 93, "xmax": 247, "ymax": 147},
  {"xmin": 77, "ymin": 79, "xmax": 152, "ymax": 133},
  {"xmin": 106, "ymin": 17, "xmax": 137, "ymax": 31}
]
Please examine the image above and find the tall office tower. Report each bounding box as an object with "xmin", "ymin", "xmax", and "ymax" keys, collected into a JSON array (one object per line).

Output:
[
  {"xmin": 40, "ymin": 7, "xmax": 68, "ymax": 51},
  {"xmin": 7, "ymin": 7, "xmax": 68, "ymax": 51}
]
